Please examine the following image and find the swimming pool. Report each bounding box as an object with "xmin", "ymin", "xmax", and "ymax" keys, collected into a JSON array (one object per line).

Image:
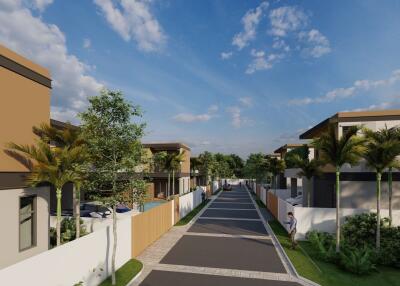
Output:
[{"xmin": 143, "ymin": 200, "xmax": 166, "ymax": 212}]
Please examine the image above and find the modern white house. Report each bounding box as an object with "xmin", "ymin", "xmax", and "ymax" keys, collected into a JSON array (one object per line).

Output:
[{"xmin": 297, "ymin": 110, "xmax": 400, "ymax": 209}]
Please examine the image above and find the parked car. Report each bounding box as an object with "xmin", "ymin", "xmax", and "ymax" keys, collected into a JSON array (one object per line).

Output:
[
  {"xmin": 285, "ymin": 195, "xmax": 303, "ymax": 206},
  {"xmin": 223, "ymin": 184, "xmax": 232, "ymax": 191},
  {"xmin": 80, "ymin": 202, "xmax": 112, "ymax": 218}
]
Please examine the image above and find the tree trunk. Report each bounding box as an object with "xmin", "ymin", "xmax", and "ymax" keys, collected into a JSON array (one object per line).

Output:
[
  {"xmin": 335, "ymin": 168, "xmax": 341, "ymax": 253},
  {"xmin": 376, "ymin": 172, "xmax": 381, "ymax": 251},
  {"xmin": 388, "ymin": 167, "xmax": 393, "ymax": 226},
  {"xmin": 307, "ymin": 177, "xmax": 312, "ymax": 207},
  {"xmin": 111, "ymin": 204, "xmax": 117, "ymax": 285},
  {"xmin": 56, "ymin": 187, "xmax": 62, "ymax": 246},
  {"xmin": 172, "ymin": 169, "xmax": 175, "ymax": 196},
  {"xmin": 167, "ymin": 172, "xmax": 171, "ymax": 198},
  {"xmin": 74, "ymin": 184, "xmax": 81, "ymax": 239}
]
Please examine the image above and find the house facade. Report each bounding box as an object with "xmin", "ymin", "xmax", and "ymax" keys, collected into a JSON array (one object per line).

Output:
[
  {"xmin": 299, "ymin": 110, "xmax": 400, "ymax": 209},
  {"xmin": 143, "ymin": 143, "xmax": 191, "ymax": 198},
  {"xmin": 0, "ymin": 45, "xmax": 51, "ymax": 269}
]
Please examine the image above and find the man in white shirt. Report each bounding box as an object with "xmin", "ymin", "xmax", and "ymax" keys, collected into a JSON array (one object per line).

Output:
[{"xmin": 286, "ymin": 212, "xmax": 298, "ymax": 249}]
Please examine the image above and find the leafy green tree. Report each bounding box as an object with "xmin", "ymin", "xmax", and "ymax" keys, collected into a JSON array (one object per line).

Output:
[
  {"xmin": 284, "ymin": 145, "xmax": 309, "ymax": 168},
  {"xmin": 313, "ymin": 124, "xmax": 365, "ymax": 252},
  {"xmin": 80, "ymin": 89, "xmax": 145, "ymax": 285},
  {"xmin": 7, "ymin": 137, "xmax": 83, "ymax": 246},
  {"xmin": 243, "ymin": 153, "xmax": 269, "ymax": 183},
  {"xmin": 198, "ymin": 151, "xmax": 216, "ymax": 185},
  {"xmin": 363, "ymin": 128, "xmax": 400, "ymax": 250}
]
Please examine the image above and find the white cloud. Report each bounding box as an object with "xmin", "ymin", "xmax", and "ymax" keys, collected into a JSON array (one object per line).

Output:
[
  {"xmin": 226, "ymin": 106, "xmax": 242, "ymax": 128},
  {"xmin": 299, "ymin": 29, "xmax": 331, "ymax": 58},
  {"xmin": 173, "ymin": 104, "xmax": 218, "ymax": 123},
  {"xmin": 221, "ymin": 51, "xmax": 233, "ymax": 60},
  {"xmin": 239, "ymin": 96, "xmax": 253, "ymax": 107},
  {"xmin": 232, "ymin": 1, "xmax": 268, "ymax": 50},
  {"xmin": 289, "ymin": 69, "xmax": 400, "ymax": 105},
  {"xmin": 83, "ymin": 38, "xmax": 91, "ymax": 49},
  {"xmin": 272, "ymin": 38, "xmax": 290, "ymax": 52},
  {"xmin": 0, "ymin": 0, "xmax": 103, "ymax": 123},
  {"xmin": 269, "ymin": 6, "xmax": 308, "ymax": 37},
  {"xmin": 94, "ymin": 0, "xmax": 166, "ymax": 52},
  {"xmin": 246, "ymin": 49, "xmax": 284, "ymax": 74}
]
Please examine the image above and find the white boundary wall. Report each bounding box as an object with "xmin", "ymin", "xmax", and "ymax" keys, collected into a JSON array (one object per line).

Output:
[
  {"xmin": 212, "ymin": 181, "xmax": 219, "ymax": 193},
  {"xmin": 179, "ymin": 187, "xmax": 204, "ymax": 219},
  {"xmin": 260, "ymin": 186, "xmax": 267, "ymax": 205},
  {"xmin": 293, "ymin": 207, "xmax": 400, "ymax": 240},
  {"xmin": 0, "ymin": 215, "xmax": 132, "ymax": 286}
]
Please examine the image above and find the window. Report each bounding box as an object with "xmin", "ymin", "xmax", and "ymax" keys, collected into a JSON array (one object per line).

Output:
[
  {"xmin": 342, "ymin": 125, "xmax": 356, "ymax": 137},
  {"xmin": 19, "ymin": 196, "xmax": 36, "ymax": 251}
]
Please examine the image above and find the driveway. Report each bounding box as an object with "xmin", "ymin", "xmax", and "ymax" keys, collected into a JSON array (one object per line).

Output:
[{"xmin": 133, "ymin": 184, "xmax": 303, "ymax": 286}]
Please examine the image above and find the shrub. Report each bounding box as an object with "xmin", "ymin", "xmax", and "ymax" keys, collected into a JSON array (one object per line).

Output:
[
  {"xmin": 50, "ymin": 217, "xmax": 87, "ymax": 247},
  {"xmin": 306, "ymin": 230, "xmax": 337, "ymax": 262},
  {"xmin": 339, "ymin": 245, "xmax": 377, "ymax": 275},
  {"xmin": 378, "ymin": 226, "xmax": 400, "ymax": 268}
]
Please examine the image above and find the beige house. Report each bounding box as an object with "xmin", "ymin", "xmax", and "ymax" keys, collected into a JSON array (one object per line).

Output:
[
  {"xmin": 143, "ymin": 143, "xmax": 191, "ymax": 198},
  {"xmin": 298, "ymin": 110, "xmax": 400, "ymax": 209},
  {"xmin": 0, "ymin": 45, "xmax": 52, "ymax": 269}
]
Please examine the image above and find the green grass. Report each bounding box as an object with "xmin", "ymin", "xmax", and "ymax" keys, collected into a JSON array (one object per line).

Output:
[
  {"xmin": 175, "ymin": 199, "xmax": 210, "ymax": 226},
  {"xmin": 250, "ymin": 192, "xmax": 265, "ymax": 208},
  {"xmin": 269, "ymin": 220, "xmax": 400, "ymax": 286},
  {"xmin": 99, "ymin": 259, "xmax": 143, "ymax": 286}
]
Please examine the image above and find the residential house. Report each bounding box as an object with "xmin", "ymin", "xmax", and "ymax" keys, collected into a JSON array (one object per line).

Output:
[
  {"xmin": 299, "ymin": 110, "xmax": 400, "ymax": 209},
  {"xmin": 143, "ymin": 143, "xmax": 191, "ymax": 198},
  {"xmin": 273, "ymin": 144, "xmax": 315, "ymax": 197},
  {"xmin": 0, "ymin": 44, "xmax": 51, "ymax": 269}
]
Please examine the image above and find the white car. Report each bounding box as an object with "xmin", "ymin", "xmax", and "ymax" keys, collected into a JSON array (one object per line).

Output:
[{"xmin": 286, "ymin": 195, "xmax": 303, "ymax": 206}]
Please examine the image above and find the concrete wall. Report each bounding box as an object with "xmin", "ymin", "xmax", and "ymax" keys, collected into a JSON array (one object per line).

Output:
[
  {"xmin": 0, "ymin": 45, "xmax": 51, "ymax": 173},
  {"xmin": 179, "ymin": 187, "xmax": 204, "ymax": 219},
  {"xmin": 0, "ymin": 215, "xmax": 132, "ymax": 286},
  {"xmin": 0, "ymin": 186, "xmax": 50, "ymax": 269}
]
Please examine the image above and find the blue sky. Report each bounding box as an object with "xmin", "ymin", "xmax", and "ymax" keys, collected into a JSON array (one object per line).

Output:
[{"xmin": 2, "ymin": 0, "xmax": 400, "ymax": 157}]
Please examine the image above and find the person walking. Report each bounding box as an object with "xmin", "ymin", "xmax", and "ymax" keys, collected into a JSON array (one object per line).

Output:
[{"xmin": 286, "ymin": 212, "xmax": 298, "ymax": 249}]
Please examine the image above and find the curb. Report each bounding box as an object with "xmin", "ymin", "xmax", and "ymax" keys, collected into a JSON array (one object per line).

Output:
[{"xmin": 125, "ymin": 264, "xmax": 144, "ymax": 286}]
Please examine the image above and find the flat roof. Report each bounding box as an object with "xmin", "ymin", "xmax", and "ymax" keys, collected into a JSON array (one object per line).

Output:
[
  {"xmin": 143, "ymin": 142, "xmax": 191, "ymax": 151},
  {"xmin": 300, "ymin": 109, "xmax": 400, "ymax": 139},
  {"xmin": 0, "ymin": 44, "xmax": 50, "ymax": 80}
]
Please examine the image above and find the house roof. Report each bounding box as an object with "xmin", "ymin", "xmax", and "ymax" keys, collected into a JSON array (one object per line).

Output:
[
  {"xmin": 142, "ymin": 142, "xmax": 191, "ymax": 151},
  {"xmin": 273, "ymin": 143, "xmax": 305, "ymax": 154},
  {"xmin": 299, "ymin": 109, "xmax": 400, "ymax": 139},
  {"xmin": 50, "ymin": 119, "xmax": 79, "ymax": 130}
]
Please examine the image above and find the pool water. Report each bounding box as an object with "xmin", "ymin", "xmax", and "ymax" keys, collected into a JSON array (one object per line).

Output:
[{"xmin": 143, "ymin": 200, "xmax": 166, "ymax": 211}]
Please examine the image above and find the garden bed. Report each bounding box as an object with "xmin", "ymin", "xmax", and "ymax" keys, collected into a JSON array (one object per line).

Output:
[
  {"xmin": 99, "ymin": 259, "xmax": 143, "ymax": 286},
  {"xmin": 269, "ymin": 220, "xmax": 400, "ymax": 286}
]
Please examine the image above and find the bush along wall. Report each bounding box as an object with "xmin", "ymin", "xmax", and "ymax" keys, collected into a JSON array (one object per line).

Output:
[{"xmin": 305, "ymin": 213, "xmax": 400, "ymax": 275}]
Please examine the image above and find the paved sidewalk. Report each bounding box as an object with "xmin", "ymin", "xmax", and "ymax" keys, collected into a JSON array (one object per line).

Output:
[{"xmin": 131, "ymin": 185, "xmax": 308, "ymax": 286}]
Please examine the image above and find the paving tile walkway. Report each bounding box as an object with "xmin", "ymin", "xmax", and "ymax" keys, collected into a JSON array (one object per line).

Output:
[{"xmin": 130, "ymin": 185, "xmax": 312, "ymax": 286}]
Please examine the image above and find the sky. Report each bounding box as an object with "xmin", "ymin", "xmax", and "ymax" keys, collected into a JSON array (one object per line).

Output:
[{"xmin": 2, "ymin": 0, "xmax": 400, "ymax": 158}]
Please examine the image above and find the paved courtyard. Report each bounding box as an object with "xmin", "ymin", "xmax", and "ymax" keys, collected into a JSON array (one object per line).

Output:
[{"xmin": 131, "ymin": 185, "xmax": 307, "ymax": 286}]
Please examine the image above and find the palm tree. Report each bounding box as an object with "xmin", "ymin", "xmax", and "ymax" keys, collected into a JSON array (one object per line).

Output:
[
  {"xmin": 33, "ymin": 123, "xmax": 88, "ymax": 239},
  {"xmin": 365, "ymin": 125, "xmax": 400, "ymax": 225},
  {"xmin": 7, "ymin": 140, "xmax": 81, "ymax": 246},
  {"xmin": 312, "ymin": 124, "xmax": 365, "ymax": 252},
  {"xmin": 170, "ymin": 150, "xmax": 186, "ymax": 196},
  {"xmin": 291, "ymin": 154, "xmax": 322, "ymax": 207},
  {"xmin": 152, "ymin": 151, "xmax": 168, "ymax": 197},
  {"xmin": 267, "ymin": 157, "xmax": 285, "ymax": 193},
  {"xmin": 363, "ymin": 128, "xmax": 400, "ymax": 249}
]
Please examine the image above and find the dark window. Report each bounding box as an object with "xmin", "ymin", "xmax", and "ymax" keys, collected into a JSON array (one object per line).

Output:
[
  {"xmin": 342, "ymin": 125, "xmax": 356, "ymax": 137},
  {"xmin": 19, "ymin": 196, "xmax": 36, "ymax": 251}
]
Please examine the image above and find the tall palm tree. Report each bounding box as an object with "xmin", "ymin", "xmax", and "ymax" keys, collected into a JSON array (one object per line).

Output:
[
  {"xmin": 7, "ymin": 140, "xmax": 82, "ymax": 246},
  {"xmin": 171, "ymin": 150, "xmax": 186, "ymax": 195},
  {"xmin": 312, "ymin": 124, "xmax": 365, "ymax": 252},
  {"xmin": 267, "ymin": 157, "xmax": 285, "ymax": 192},
  {"xmin": 365, "ymin": 125, "xmax": 400, "ymax": 225},
  {"xmin": 34, "ymin": 123, "xmax": 88, "ymax": 238},
  {"xmin": 291, "ymin": 154, "xmax": 322, "ymax": 207},
  {"xmin": 363, "ymin": 128, "xmax": 400, "ymax": 249}
]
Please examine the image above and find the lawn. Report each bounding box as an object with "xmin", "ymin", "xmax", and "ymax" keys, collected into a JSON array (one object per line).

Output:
[
  {"xmin": 269, "ymin": 220, "xmax": 400, "ymax": 286},
  {"xmin": 175, "ymin": 199, "xmax": 210, "ymax": 226},
  {"xmin": 99, "ymin": 259, "xmax": 143, "ymax": 286}
]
